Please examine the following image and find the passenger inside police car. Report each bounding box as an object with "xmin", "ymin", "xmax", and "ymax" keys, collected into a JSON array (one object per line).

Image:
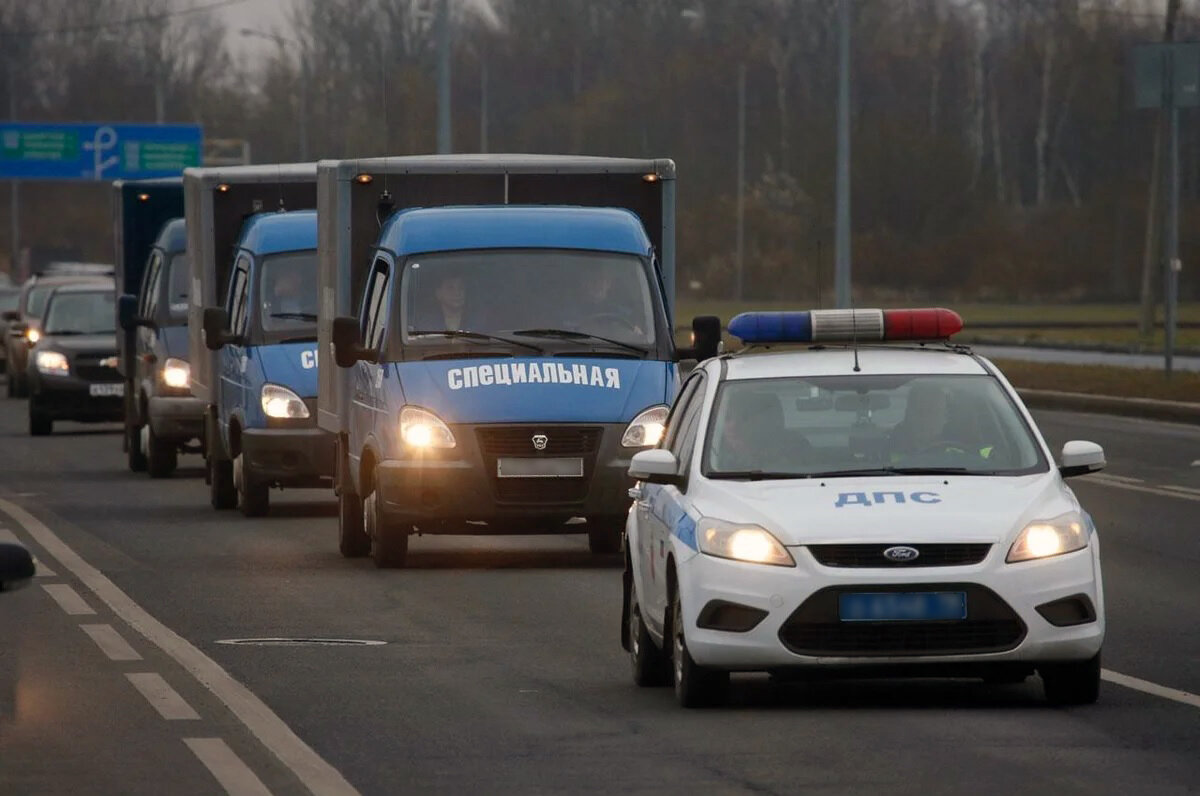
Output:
[{"xmin": 711, "ymin": 390, "xmax": 811, "ymax": 473}]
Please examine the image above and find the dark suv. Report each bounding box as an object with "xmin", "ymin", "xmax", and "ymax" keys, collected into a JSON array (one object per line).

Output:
[{"xmin": 26, "ymin": 283, "xmax": 124, "ymax": 435}]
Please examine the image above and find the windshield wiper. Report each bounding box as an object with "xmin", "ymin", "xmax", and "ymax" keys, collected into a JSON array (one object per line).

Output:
[
  {"xmin": 801, "ymin": 466, "xmax": 994, "ymax": 478},
  {"xmin": 408, "ymin": 329, "xmax": 544, "ymax": 353},
  {"xmin": 708, "ymin": 470, "xmax": 812, "ymax": 481},
  {"xmin": 45, "ymin": 329, "xmax": 90, "ymax": 336},
  {"xmin": 510, "ymin": 328, "xmax": 648, "ymax": 355},
  {"xmin": 268, "ymin": 312, "xmax": 318, "ymax": 321},
  {"xmin": 279, "ymin": 335, "xmax": 318, "ymax": 344}
]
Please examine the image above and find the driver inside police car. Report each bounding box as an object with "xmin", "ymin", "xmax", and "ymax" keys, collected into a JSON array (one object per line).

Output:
[{"xmin": 889, "ymin": 382, "xmax": 952, "ymax": 457}]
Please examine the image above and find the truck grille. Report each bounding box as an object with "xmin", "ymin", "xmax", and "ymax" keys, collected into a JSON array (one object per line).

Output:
[
  {"xmin": 807, "ymin": 544, "xmax": 992, "ymax": 568},
  {"xmin": 476, "ymin": 425, "xmax": 603, "ymax": 505},
  {"xmin": 778, "ymin": 584, "xmax": 1026, "ymax": 657}
]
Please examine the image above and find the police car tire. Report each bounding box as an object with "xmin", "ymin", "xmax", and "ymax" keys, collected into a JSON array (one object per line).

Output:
[
  {"xmin": 1040, "ymin": 652, "xmax": 1101, "ymax": 706},
  {"xmin": 127, "ymin": 423, "xmax": 148, "ymax": 472},
  {"xmin": 146, "ymin": 426, "xmax": 177, "ymax": 478},
  {"xmin": 235, "ymin": 455, "xmax": 270, "ymax": 517},
  {"xmin": 28, "ymin": 405, "xmax": 52, "ymax": 437},
  {"xmin": 587, "ymin": 518, "xmax": 623, "ymax": 555},
  {"xmin": 338, "ymin": 490, "xmax": 370, "ymax": 558},
  {"xmin": 365, "ymin": 489, "xmax": 408, "ymax": 569},
  {"xmin": 209, "ymin": 456, "xmax": 237, "ymax": 510},
  {"xmin": 628, "ymin": 584, "xmax": 670, "ymax": 687},
  {"xmin": 671, "ymin": 589, "xmax": 729, "ymax": 708}
]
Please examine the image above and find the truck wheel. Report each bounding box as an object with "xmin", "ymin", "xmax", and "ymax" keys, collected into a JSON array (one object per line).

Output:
[
  {"xmin": 364, "ymin": 487, "xmax": 408, "ymax": 568},
  {"xmin": 628, "ymin": 580, "xmax": 670, "ymax": 687},
  {"xmin": 209, "ymin": 455, "xmax": 237, "ymax": 510},
  {"xmin": 146, "ymin": 425, "xmax": 178, "ymax": 478},
  {"xmin": 234, "ymin": 453, "xmax": 270, "ymax": 517},
  {"xmin": 1040, "ymin": 652, "xmax": 1101, "ymax": 706},
  {"xmin": 28, "ymin": 404, "xmax": 52, "ymax": 436},
  {"xmin": 338, "ymin": 490, "xmax": 370, "ymax": 558},
  {"xmin": 127, "ymin": 422, "xmax": 148, "ymax": 472},
  {"xmin": 671, "ymin": 588, "xmax": 728, "ymax": 708},
  {"xmin": 587, "ymin": 517, "xmax": 624, "ymax": 555}
]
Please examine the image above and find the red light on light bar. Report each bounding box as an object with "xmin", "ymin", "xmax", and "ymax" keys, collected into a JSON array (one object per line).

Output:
[{"xmin": 882, "ymin": 308, "xmax": 963, "ymax": 340}]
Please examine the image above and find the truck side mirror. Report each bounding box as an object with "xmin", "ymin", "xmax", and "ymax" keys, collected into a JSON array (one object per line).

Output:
[
  {"xmin": 332, "ymin": 316, "xmax": 372, "ymax": 368},
  {"xmin": 118, "ymin": 294, "xmax": 139, "ymax": 330},
  {"xmin": 676, "ymin": 315, "xmax": 722, "ymax": 361},
  {"xmin": 1, "ymin": 310, "xmax": 19, "ymax": 323},
  {"xmin": 203, "ymin": 307, "xmax": 231, "ymax": 351}
]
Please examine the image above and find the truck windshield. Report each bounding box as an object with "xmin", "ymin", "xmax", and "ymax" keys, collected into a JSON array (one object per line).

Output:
[
  {"xmin": 166, "ymin": 254, "xmax": 190, "ymax": 320},
  {"xmin": 26, "ymin": 285, "xmax": 57, "ymax": 318},
  {"xmin": 43, "ymin": 291, "xmax": 116, "ymax": 335},
  {"xmin": 400, "ymin": 249, "xmax": 657, "ymax": 349},
  {"xmin": 0, "ymin": 289, "xmax": 18, "ymax": 313},
  {"xmin": 260, "ymin": 250, "xmax": 318, "ymax": 334}
]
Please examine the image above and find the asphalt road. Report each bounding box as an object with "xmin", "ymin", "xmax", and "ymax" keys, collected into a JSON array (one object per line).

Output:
[{"xmin": 1, "ymin": 389, "xmax": 1198, "ymax": 795}]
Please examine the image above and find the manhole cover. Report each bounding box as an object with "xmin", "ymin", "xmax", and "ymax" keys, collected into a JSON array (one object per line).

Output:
[{"xmin": 215, "ymin": 638, "xmax": 387, "ymax": 647}]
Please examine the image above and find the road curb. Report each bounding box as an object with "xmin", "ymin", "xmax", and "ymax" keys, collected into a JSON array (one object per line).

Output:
[{"xmin": 1018, "ymin": 388, "xmax": 1200, "ymax": 425}]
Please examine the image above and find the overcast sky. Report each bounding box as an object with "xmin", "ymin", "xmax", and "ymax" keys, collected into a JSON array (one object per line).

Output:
[{"xmin": 212, "ymin": 0, "xmax": 297, "ymax": 62}]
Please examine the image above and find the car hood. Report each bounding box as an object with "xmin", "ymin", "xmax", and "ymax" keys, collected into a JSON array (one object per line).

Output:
[
  {"xmin": 392, "ymin": 357, "xmax": 674, "ymax": 424},
  {"xmin": 41, "ymin": 334, "xmax": 117, "ymax": 355},
  {"xmin": 691, "ymin": 473, "xmax": 1074, "ymax": 546},
  {"xmin": 255, "ymin": 342, "xmax": 319, "ymax": 397}
]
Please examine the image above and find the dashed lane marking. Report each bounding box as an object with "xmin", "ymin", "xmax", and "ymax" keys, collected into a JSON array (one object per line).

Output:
[
  {"xmin": 42, "ymin": 583, "xmax": 95, "ymax": 615},
  {"xmin": 185, "ymin": 738, "xmax": 274, "ymax": 796},
  {"xmin": 1162, "ymin": 484, "xmax": 1200, "ymax": 497},
  {"xmin": 81, "ymin": 623, "xmax": 143, "ymax": 661},
  {"xmin": 1103, "ymin": 669, "xmax": 1200, "ymax": 710},
  {"xmin": 0, "ymin": 496, "xmax": 359, "ymax": 796},
  {"xmin": 126, "ymin": 672, "xmax": 201, "ymax": 720},
  {"xmin": 1088, "ymin": 473, "xmax": 1143, "ymax": 484}
]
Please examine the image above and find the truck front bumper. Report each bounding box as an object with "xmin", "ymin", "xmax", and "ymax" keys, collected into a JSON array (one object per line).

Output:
[
  {"xmin": 242, "ymin": 427, "xmax": 335, "ymax": 487},
  {"xmin": 148, "ymin": 396, "xmax": 206, "ymax": 442}
]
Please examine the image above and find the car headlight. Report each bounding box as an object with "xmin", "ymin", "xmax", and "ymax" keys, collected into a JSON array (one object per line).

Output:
[
  {"xmin": 160, "ymin": 357, "xmax": 190, "ymax": 389},
  {"xmin": 697, "ymin": 518, "xmax": 794, "ymax": 567},
  {"xmin": 399, "ymin": 406, "xmax": 456, "ymax": 449},
  {"xmin": 25, "ymin": 328, "xmax": 40, "ymax": 344},
  {"xmin": 35, "ymin": 350, "xmax": 69, "ymax": 376},
  {"xmin": 621, "ymin": 404, "xmax": 668, "ymax": 448},
  {"xmin": 1006, "ymin": 512, "xmax": 1089, "ymax": 563},
  {"xmin": 260, "ymin": 383, "xmax": 309, "ymax": 419}
]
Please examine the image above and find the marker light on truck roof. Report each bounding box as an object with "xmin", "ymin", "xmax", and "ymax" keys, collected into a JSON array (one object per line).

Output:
[
  {"xmin": 216, "ymin": 183, "xmax": 230, "ymax": 193},
  {"xmin": 354, "ymin": 173, "xmax": 374, "ymax": 185},
  {"xmin": 137, "ymin": 193, "xmax": 150, "ymax": 201},
  {"xmin": 726, "ymin": 308, "xmax": 963, "ymax": 344},
  {"xmin": 642, "ymin": 173, "xmax": 660, "ymax": 183}
]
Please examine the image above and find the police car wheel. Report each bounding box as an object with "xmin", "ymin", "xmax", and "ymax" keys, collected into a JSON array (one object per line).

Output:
[
  {"xmin": 628, "ymin": 583, "xmax": 670, "ymax": 687},
  {"xmin": 365, "ymin": 488, "xmax": 408, "ymax": 569},
  {"xmin": 235, "ymin": 454, "xmax": 270, "ymax": 517},
  {"xmin": 338, "ymin": 490, "xmax": 370, "ymax": 558},
  {"xmin": 28, "ymin": 404, "xmax": 52, "ymax": 437},
  {"xmin": 587, "ymin": 517, "xmax": 623, "ymax": 555},
  {"xmin": 209, "ymin": 456, "xmax": 237, "ymax": 510},
  {"xmin": 127, "ymin": 423, "xmax": 148, "ymax": 472},
  {"xmin": 146, "ymin": 426, "xmax": 177, "ymax": 478},
  {"xmin": 1040, "ymin": 652, "xmax": 1101, "ymax": 706},
  {"xmin": 671, "ymin": 588, "xmax": 728, "ymax": 708}
]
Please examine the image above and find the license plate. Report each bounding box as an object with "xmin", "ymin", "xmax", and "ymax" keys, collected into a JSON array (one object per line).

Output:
[
  {"xmin": 496, "ymin": 457, "xmax": 584, "ymax": 478},
  {"xmin": 839, "ymin": 591, "xmax": 966, "ymax": 622},
  {"xmin": 89, "ymin": 383, "xmax": 124, "ymax": 397}
]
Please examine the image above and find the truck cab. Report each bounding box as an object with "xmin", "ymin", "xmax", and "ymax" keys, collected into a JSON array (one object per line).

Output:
[{"xmin": 319, "ymin": 155, "xmax": 719, "ymax": 568}]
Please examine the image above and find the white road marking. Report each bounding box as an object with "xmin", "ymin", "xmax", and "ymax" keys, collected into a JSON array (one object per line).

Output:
[
  {"xmin": 1103, "ymin": 669, "xmax": 1200, "ymax": 710},
  {"xmin": 185, "ymin": 738, "xmax": 274, "ymax": 796},
  {"xmin": 0, "ymin": 527, "xmax": 55, "ymax": 575},
  {"xmin": 1080, "ymin": 476, "xmax": 1200, "ymax": 502},
  {"xmin": 42, "ymin": 583, "xmax": 95, "ymax": 615},
  {"xmin": 1087, "ymin": 473, "xmax": 1143, "ymax": 484},
  {"xmin": 0, "ymin": 497, "xmax": 359, "ymax": 796},
  {"xmin": 81, "ymin": 623, "xmax": 143, "ymax": 661},
  {"xmin": 1162, "ymin": 484, "xmax": 1200, "ymax": 497},
  {"xmin": 126, "ymin": 672, "xmax": 201, "ymax": 720}
]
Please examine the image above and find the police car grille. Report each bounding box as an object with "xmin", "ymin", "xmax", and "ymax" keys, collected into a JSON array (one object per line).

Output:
[
  {"xmin": 807, "ymin": 544, "xmax": 992, "ymax": 568},
  {"xmin": 477, "ymin": 426, "xmax": 602, "ymax": 456},
  {"xmin": 778, "ymin": 584, "xmax": 1026, "ymax": 657}
]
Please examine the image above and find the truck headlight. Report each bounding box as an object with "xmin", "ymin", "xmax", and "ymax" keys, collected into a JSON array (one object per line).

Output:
[
  {"xmin": 400, "ymin": 406, "xmax": 456, "ymax": 449},
  {"xmin": 160, "ymin": 357, "xmax": 190, "ymax": 389},
  {"xmin": 25, "ymin": 328, "xmax": 40, "ymax": 344},
  {"xmin": 35, "ymin": 350, "xmax": 69, "ymax": 376},
  {"xmin": 1006, "ymin": 512, "xmax": 1089, "ymax": 563},
  {"xmin": 621, "ymin": 404, "xmax": 668, "ymax": 448},
  {"xmin": 698, "ymin": 518, "xmax": 794, "ymax": 567},
  {"xmin": 261, "ymin": 383, "xmax": 309, "ymax": 419}
]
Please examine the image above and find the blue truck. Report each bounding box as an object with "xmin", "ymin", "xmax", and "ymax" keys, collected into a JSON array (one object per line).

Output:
[
  {"xmin": 318, "ymin": 155, "xmax": 719, "ymax": 567},
  {"xmin": 113, "ymin": 178, "xmax": 205, "ymax": 477},
  {"xmin": 184, "ymin": 165, "xmax": 332, "ymax": 516}
]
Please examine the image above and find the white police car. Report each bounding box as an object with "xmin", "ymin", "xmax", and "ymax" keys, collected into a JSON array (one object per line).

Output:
[{"xmin": 621, "ymin": 308, "xmax": 1106, "ymax": 707}]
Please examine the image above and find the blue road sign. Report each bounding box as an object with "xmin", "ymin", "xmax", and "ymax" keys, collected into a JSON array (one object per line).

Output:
[{"xmin": 0, "ymin": 122, "xmax": 202, "ymax": 181}]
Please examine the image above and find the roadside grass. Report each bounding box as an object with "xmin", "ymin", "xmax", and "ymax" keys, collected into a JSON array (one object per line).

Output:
[{"xmin": 991, "ymin": 358, "xmax": 1200, "ymax": 403}]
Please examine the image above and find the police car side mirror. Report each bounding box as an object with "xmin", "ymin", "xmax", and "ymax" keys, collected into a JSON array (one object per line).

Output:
[
  {"xmin": 332, "ymin": 316, "xmax": 373, "ymax": 368},
  {"xmin": 629, "ymin": 449, "xmax": 682, "ymax": 486},
  {"xmin": 1059, "ymin": 440, "xmax": 1105, "ymax": 478},
  {"xmin": 676, "ymin": 315, "xmax": 722, "ymax": 362},
  {"xmin": 0, "ymin": 543, "xmax": 35, "ymax": 592},
  {"xmin": 203, "ymin": 307, "xmax": 232, "ymax": 351}
]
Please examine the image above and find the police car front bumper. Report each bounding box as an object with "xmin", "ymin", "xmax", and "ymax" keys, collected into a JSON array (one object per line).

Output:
[
  {"xmin": 676, "ymin": 536, "xmax": 1104, "ymax": 671},
  {"xmin": 148, "ymin": 396, "xmax": 205, "ymax": 441},
  {"xmin": 375, "ymin": 422, "xmax": 637, "ymax": 531},
  {"xmin": 241, "ymin": 427, "xmax": 335, "ymax": 487}
]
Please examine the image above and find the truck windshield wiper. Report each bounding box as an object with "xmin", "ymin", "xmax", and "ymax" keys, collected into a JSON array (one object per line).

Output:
[
  {"xmin": 44, "ymin": 329, "xmax": 90, "ymax": 336},
  {"xmin": 510, "ymin": 328, "xmax": 647, "ymax": 354},
  {"xmin": 408, "ymin": 329, "xmax": 544, "ymax": 353},
  {"xmin": 268, "ymin": 312, "xmax": 318, "ymax": 321},
  {"xmin": 279, "ymin": 335, "xmax": 318, "ymax": 344}
]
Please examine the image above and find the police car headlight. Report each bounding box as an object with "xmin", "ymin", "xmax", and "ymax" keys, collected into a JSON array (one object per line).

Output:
[
  {"xmin": 35, "ymin": 350, "xmax": 69, "ymax": 376},
  {"xmin": 698, "ymin": 518, "xmax": 794, "ymax": 567},
  {"xmin": 261, "ymin": 383, "xmax": 309, "ymax": 419},
  {"xmin": 1006, "ymin": 512, "xmax": 1089, "ymax": 563},
  {"xmin": 400, "ymin": 406, "xmax": 456, "ymax": 449},
  {"xmin": 160, "ymin": 357, "xmax": 190, "ymax": 389},
  {"xmin": 621, "ymin": 404, "xmax": 669, "ymax": 448}
]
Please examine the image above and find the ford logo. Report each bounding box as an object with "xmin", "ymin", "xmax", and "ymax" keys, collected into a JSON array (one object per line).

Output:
[{"xmin": 883, "ymin": 545, "xmax": 920, "ymax": 563}]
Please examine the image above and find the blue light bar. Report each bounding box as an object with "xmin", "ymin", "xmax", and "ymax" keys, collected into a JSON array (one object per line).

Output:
[{"xmin": 728, "ymin": 309, "xmax": 962, "ymax": 344}]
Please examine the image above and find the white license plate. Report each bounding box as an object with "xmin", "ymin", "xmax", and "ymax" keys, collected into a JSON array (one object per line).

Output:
[
  {"xmin": 496, "ymin": 457, "xmax": 584, "ymax": 478},
  {"xmin": 89, "ymin": 383, "xmax": 124, "ymax": 397}
]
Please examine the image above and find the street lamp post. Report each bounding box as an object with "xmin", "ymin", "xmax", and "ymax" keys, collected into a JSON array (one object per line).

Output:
[{"xmin": 241, "ymin": 28, "xmax": 309, "ymax": 161}]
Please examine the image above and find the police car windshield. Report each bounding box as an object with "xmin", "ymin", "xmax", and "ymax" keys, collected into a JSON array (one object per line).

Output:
[
  {"xmin": 260, "ymin": 251, "xmax": 318, "ymax": 333},
  {"xmin": 704, "ymin": 374, "xmax": 1047, "ymax": 479},
  {"xmin": 166, "ymin": 254, "xmax": 190, "ymax": 320},
  {"xmin": 43, "ymin": 291, "xmax": 115, "ymax": 335},
  {"xmin": 400, "ymin": 250, "xmax": 656, "ymax": 350}
]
